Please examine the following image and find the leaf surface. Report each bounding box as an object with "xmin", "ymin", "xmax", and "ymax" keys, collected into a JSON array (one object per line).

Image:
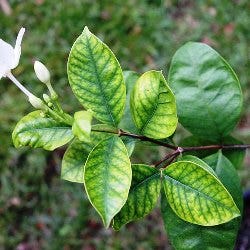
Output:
[
  {"xmin": 161, "ymin": 152, "xmax": 242, "ymax": 250},
  {"xmin": 84, "ymin": 135, "xmax": 131, "ymax": 227},
  {"xmin": 72, "ymin": 110, "xmax": 92, "ymax": 142},
  {"xmin": 162, "ymin": 160, "xmax": 240, "ymax": 226},
  {"xmin": 113, "ymin": 164, "xmax": 161, "ymax": 230},
  {"xmin": 130, "ymin": 70, "xmax": 177, "ymax": 139},
  {"xmin": 168, "ymin": 42, "xmax": 243, "ymax": 140},
  {"xmin": 68, "ymin": 26, "xmax": 126, "ymax": 126},
  {"xmin": 12, "ymin": 111, "xmax": 73, "ymax": 151}
]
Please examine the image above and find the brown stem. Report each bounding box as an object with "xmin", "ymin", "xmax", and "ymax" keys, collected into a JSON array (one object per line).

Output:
[{"xmin": 119, "ymin": 129, "xmax": 177, "ymax": 150}]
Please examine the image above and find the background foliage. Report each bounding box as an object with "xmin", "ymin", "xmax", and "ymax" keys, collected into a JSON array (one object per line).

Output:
[{"xmin": 0, "ymin": 0, "xmax": 250, "ymax": 249}]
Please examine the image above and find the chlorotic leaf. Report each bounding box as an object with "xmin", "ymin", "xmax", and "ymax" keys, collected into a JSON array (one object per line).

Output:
[
  {"xmin": 61, "ymin": 125, "xmax": 113, "ymax": 183},
  {"xmin": 84, "ymin": 135, "xmax": 132, "ymax": 227},
  {"xmin": 61, "ymin": 139, "xmax": 92, "ymax": 183},
  {"xmin": 119, "ymin": 71, "xmax": 139, "ymax": 133},
  {"xmin": 130, "ymin": 70, "xmax": 177, "ymax": 139},
  {"xmin": 113, "ymin": 164, "xmax": 161, "ymax": 230},
  {"xmin": 161, "ymin": 152, "xmax": 242, "ymax": 250},
  {"xmin": 162, "ymin": 160, "xmax": 240, "ymax": 226},
  {"xmin": 168, "ymin": 42, "xmax": 243, "ymax": 140},
  {"xmin": 72, "ymin": 110, "xmax": 92, "ymax": 142},
  {"xmin": 68, "ymin": 26, "xmax": 126, "ymax": 126},
  {"xmin": 12, "ymin": 111, "xmax": 73, "ymax": 151}
]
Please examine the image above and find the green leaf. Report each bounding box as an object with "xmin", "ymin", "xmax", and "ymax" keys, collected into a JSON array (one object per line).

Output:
[
  {"xmin": 181, "ymin": 135, "xmax": 245, "ymax": 168},
  {"xmin": 12, "ymin": 111, "xmax": 73, "ymax": 151},
  {"xmin": 130, "ymin": 70, "xmax": 177, "ymax": 139},
  {"xmin": 61, "ymin": 139, "xmax": 92, "ymax": 183},
  {"xmin": 113, "ymin": 164, "xmax": 161, "ymax": 230},
  {"xmin": 168, "ymin": 42, "xmax": 243, "ymax": 140},
  {"xmin": 68, "ymin": 26, "xmax": 126, "ymax": 126},
  {"xmin": 84, "ymin": 135, "xmax": 132, "ymax": 227},
  {"xmin": 203, "ymin": 152, "xmax": 243, "ymax": 212},
  {"xmin": 162, "ymin": 160, "xmax": 240, "ymax": 226},
  {"xmin": 119, "ymin": 71, "xmax": 139, "ymax": 133},
  {"xmin": 72, "ymin": 110, "xmax": 92, "ymax": 142},
  {"xmin": 161, "ymin": 152, "xmax": 242, "ymax": 250},
  {"xmin": 61, "ymin": 125, "xmax": 113, "ymax": 183}
]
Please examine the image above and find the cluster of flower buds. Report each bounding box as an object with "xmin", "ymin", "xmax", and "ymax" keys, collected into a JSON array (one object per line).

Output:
[{"xmin": 0, "ymin": 28, "xmax": 72, "ymax": 125}]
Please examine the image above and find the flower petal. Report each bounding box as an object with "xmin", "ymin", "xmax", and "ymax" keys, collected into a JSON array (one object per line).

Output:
[
  {"xmin": 13, "ymin": 27, "xmax": 25, "ymax": 69},
  {"xmin": 0, "ymin": 38, "xmax": 15, "ymax": 77}
]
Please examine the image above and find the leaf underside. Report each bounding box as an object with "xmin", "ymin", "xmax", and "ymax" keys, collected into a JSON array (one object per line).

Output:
[{"xmin": 12, "ymin": 111, "xmax": 73, "ymax": 151}]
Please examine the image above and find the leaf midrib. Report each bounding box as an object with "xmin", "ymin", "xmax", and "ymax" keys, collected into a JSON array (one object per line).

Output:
[
  {"xmin": 164, "ymin": 174, "xmax": 236, "ymax": 212},
  {"xmin": 85, "ymin": 35, "xmax": 116, "ymax": 127}
]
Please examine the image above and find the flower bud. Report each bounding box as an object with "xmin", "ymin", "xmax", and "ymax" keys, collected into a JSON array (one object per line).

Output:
[
  {"xmin": 34, "ymin": 61, "xmax": 50, "ymax": 84},
  {"xmin": 43, "ymin": 93, "xmax": 51, "ymax": 103},
  {"xmin": 28, "ymin": 94, "xmax": 45, "ymax": 109}
]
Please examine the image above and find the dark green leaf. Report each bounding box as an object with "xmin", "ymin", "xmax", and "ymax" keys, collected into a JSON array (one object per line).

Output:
[
  {"xmin": 68, "ymin": 26, "xmax": 126, "ymax": 126},
  {"xmin": 130, "ymin": 70, "xmax": 178, "ymax": 139},
  {"xmin": 113, "ymin": 164, "xmax": 161, "ymax": 230},
  {"xmin": 84, "ymin": 135, "xmax": 131, "ymax": 227},
  {"xmin": 12, "ymin": 111, "xmax": 73, "ymax": 151},
  {"xmin": 169, "ymin": 42, "xmax": 243, "ymax": 140}
]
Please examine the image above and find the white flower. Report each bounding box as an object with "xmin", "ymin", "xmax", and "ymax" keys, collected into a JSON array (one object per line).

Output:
[
  {"xmin": 0, "ymin": 27, "xmax": 25, "ymax": 79},
  {"xmin": 34, "ymin": 60, "xmax": 50, "ymax": 84},
  {"xmin": 0, "ymin": 28, "xmax": 45, "ymax": 109}
]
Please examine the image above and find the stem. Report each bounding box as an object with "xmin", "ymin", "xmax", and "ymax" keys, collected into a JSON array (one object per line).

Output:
[
  {"xmin": 119, "ymin": 130, "xmax": 177, "ymax": 150},
  {"xmin": 182, "ymin": 144, "xmax": 250, "ymax": 152},
  {"xmin": 155, "ymin": 147, "xmax": 183, "ymax": 167},
  {"xmin": 7, "ymin": 72, "xmax": 34, "ymax": 98}
]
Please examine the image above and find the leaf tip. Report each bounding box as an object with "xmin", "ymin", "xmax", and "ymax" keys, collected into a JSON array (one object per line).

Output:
[{"xmin": 83, "ymin": 26, "xmax": 91, "ymax": 36}]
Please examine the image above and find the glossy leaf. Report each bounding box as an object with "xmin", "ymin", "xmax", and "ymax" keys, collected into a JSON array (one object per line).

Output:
[
  {"xmin": 162, "ymin": 160, "xmax": 240, "ymax": 226},
  {"xmin": 68, "ymin": 26, "xmax": 126, "ymax": 126},
  {"xmin": 84, "ymin": 135, "xmax": 131, "ymax": 227},
  {"xmin": 161, "ymin": 152, "xmax": 242, "ymax": 250},
  {"xmin": 12, "ymin": 111, "xmax": 73, "ymax": 151},
  {"xmin": 72, "ymin": 110, "xmax": 92, "ymax": 142},
  {"xmin": 113, "ymin": 164, "xmax": 161, "ymax": 230},
  {"xmin": 168, "ymin": 42, "xmax": 243, "ymax": 140},
  {"xmin": 119, "ymin": 71, "xmax": 139, "ymax": 133},
  {"xmin": 130, "ymin": 70, "xmax": 177, "ymax": 139}
]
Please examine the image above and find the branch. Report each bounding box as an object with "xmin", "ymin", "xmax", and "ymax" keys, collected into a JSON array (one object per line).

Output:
[
  {"xmin": 119, "ymin": 130, "xmax": 177, "ymax": 150},
  {"xmin": 155, "ymin": 144, "xmax": 250, "ymax": 168}
]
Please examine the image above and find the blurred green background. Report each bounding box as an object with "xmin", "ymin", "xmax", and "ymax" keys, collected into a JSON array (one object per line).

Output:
[{"xmin": 0, "ymin": 0, "xmax": 250, "ymax": 249}]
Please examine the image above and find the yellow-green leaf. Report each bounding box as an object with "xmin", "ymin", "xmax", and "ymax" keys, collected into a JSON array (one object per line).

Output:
[
  {"xmin": 84, "ymin": 135, "xmax": 132, "ymax": 227},
  {"xmin": 130, "ymin": 70, "xmax": 177, "ymax": 139},
  {"xmin": 68, "ymin": 26, "xmax": 126, "ymax": 126},
  {"xmin": 162, "ymin": 160, "xmax": 240, "ymax": 226},
  {"xmin": 113, "ymin": 164, "xmax": 161, "ymax": 230}
]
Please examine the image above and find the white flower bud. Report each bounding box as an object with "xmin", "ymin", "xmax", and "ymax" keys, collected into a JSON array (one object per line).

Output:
[
  {"xmin": 28, "ymin": 94, "xmax": 45, "ymax": 109},
  {"xmin": 34, "ymin": 61, "xmax": 50, "ymax": 84}
]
